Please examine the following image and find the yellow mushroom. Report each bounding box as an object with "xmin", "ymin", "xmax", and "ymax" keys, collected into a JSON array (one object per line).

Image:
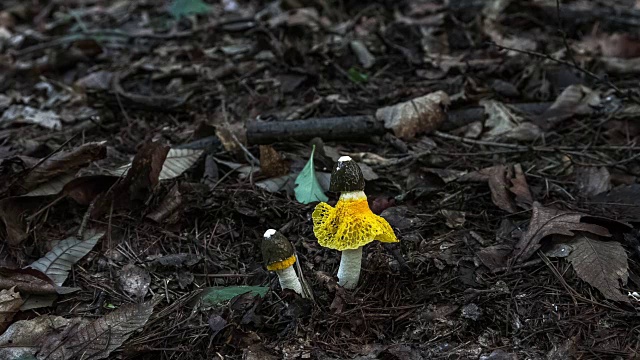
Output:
[{"xmin": 312, "ymin": 156, "xmax": 398, "ymax": 289}]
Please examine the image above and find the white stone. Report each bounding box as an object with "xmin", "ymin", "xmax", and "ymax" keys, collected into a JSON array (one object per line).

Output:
[{"xmin": 264, "ymin": 229, "xmax": 277, "ymax": 238}]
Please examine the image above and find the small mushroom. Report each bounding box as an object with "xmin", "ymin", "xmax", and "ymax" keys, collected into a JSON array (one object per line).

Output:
[
  {"xmin": 312, "ymin": 156, "xmax": 398, "ymax": 289},
  {"xmin": 261, "ymin": 229, "xmax": 303, "ymax": 295}
]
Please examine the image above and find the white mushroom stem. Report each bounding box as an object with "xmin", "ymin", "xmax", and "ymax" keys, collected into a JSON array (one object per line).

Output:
[
  {"xmin": 276, "ymin": 266, "xmax": 303, "ymax": 295},
  {"xmin": 337, "ymin": 247, "xmax": 363, "ymax": 289}
]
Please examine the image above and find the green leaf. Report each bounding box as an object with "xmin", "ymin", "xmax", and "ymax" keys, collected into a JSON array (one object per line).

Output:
[
  {"xmin": 200, "ymin": 286, "xmax": 268, "ymax": 306},
  {"xmin": 347, "ymin": 67, "xmax": 368, "ymax": 83},
  {"xmin": 168, "ymin": 0, "xmax": 212, "ymax": 19},
  {"xmin": 294, "ymin": 145, "xmax": 329, "ymax": 204}
]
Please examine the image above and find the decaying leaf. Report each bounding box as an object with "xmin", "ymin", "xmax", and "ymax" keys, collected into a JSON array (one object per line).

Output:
[
  {"xmin": 566, "ymin": 233, "xmax": 629, "ymax": 302},
  {"xmin": 0, "ymin": 105, "xmax": 62, "ymax": 130},
  {"xmin": 111, "ymin": 148, "xmax": 202, "ymax": 181},
  {"xmin": 481, "ymin": 100, "xmax": 542, "ymax": 141},
  {"xmin": 509, "ymin": 164, "xmax": 533, "ymax": 208},
  {"xmin": 28, "ymin": 230, "xmax": 104, "ymax": 286},
  {"xmin": 17, "ymin": 142, "xmax": 106, "ymax": 194},
  {"xmin": 259, "ymin": 145, "xmax": 289, "ymax": 178},
  {"xmin": 376, "ymin": 91, "xmax": 450, "ymax": 139},
  {"xmin": 0, "ymin": 315, "xmax": 83, "ymax": 360},
  {"xmin": 38, "ymin": 300, "xmax": 155, "ymax": 360},
  {"xmin": 0, "ymin": 196, "xmax": 42, "ymax": 246},
  {"xmin": 590, "ymin": 184, "xmax": 640, "ymax": 222},
  {"xmin": 23, "ymin": 173, "xmax": 76, "ymax": 197},
  {"xmin": 146, "ymin": 183, "xmax": 182, "ymax": 222},
  {"xmin": 63, "ymin": 175, "xmax": 118, "ymax": 205},
  {"xmin": 511, "ymin": 202, "xmax": 612, "ymax": 263},
  {"xmin": 533, "ymin": 85, "xmax": 601, "ymax": 130},
  {"xmin": 460, "ymin": 165, "xmax": 516, "ymax": 213},
  {"xmin": 0, "ymin": 267, "xmax": 79, "ymax": 295},
  {"xmin": 575, "ymin": 166, "xmax": 611, "ymax": 197},
  {"xmin": 0, "ymin": 287, "xmax": 23, "ymax": 333},
  {"xmin": 294, "ymin": 145, "xmax": 328, "ymax": 204}
]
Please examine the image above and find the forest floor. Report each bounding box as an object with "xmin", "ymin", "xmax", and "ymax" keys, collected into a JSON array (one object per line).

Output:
[{"xmin": 1, "ymin": 0, "xmax": 640, "ymax": 359}]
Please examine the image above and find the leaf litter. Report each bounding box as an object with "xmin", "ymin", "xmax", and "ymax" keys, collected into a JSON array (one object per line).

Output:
[{"xmin": 1, "ymin": 0, "xmax": 640, "ymax": 359}]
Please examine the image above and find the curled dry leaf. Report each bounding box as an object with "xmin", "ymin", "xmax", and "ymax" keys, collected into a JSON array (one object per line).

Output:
[
  {"xmin": 533, "ymin": 85, "xmax": 601, "ymax": 130},
  {"xmin": 575, "ymin": 166, "xmax": 611, "ymax": 197},
  {"xmin": 376, "ymin": 91, "xmax": 450, "ymax": 139},
  {"xmin": 37, "ymin": 300, "xmax": 155, "ymax": 360},
  {"xmin": 566, "ymin": 233, "xmax": 629, "ymax": 302},
  {"xmin": 146, "ymin": 183, "xmax": 182, "ymax": 222},
  {"xmin": 0, "ymin": 267, "xmax": 79, "ymax": 295},
  {"xmin": 18, "ymin": 142, "xmax": 106, "ymax": 194},
  {"xmin": 0, "ymin": 287, "xmax": 23, "ymax": 333},
  {"xmin": 259, "ymin": 145, "xmax": 289, "ymax": 178},
  {"xmin": 0, "ymin": 196, "xmax": 42, "ymax": 246},
  {"xmin": 481, "ymin": 100, "xmax": 542, "ymax": 141},
  {"xmin": 459, "ymin": 165, "xmax": 516, "ymax": 213},
  {"xmin": 510, "ymin": 202, "xmax": 612, "ymax": 263},
  {"xmin": 509, "ymin": 164, "xmax": 533, "ymax": 208}
]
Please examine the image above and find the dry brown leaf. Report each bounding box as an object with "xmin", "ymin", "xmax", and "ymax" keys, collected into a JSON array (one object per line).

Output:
[
  {"xmin": 533, "ymin": 85, "xmax": 601, "ymax": 130},
  {"xmin": 0, "ymin": 267, "xmax": 78, "ymax": 295},
  {"xmin": 460, "ymin": 165, "xmax": 516, "ymax": 213},
  {"xmin": 575, "ymin": 166, "xmax": 611, "ymax": 197},
  {"xmin": 146, "ymin": 183, "xmax": 182, "ymax": 222},
  {"xmin": 509, "ymin": 163, "xmax": 533, "ymax": 208},
  {"xmin": 376, "ymin": 91, "xmax": 450, "ymax": 139},
  {"xmin": 566, "ymin": 233, "xmax": 629, "ymax": 302},
  {"xmin": 511, "ymin": 202, "xmax": 612, "ymax": 263},
  {"xmin": 481, "ymin": 100, "xmax": 542, "ymax": 141},
  {"xmin": 17, "ymin": 142, "xmax": 106, "ymax": 194},
  {"xmin": 0, "ymin": 196, "xmax": 42, "ymax": 246},
  {"xmin": 259, "ymin": 145, "xmax": 289, "ymax": 178},
  {"xmin": 590, "ymin": 184, "xmax": 640, "ymax": 222},
  {"xmin": 38, "ymin": 300, "xmax": 155, "ymax": 360},
  {"xmin": 0, "ymin": 287, "xmax": 23, "ymax": 333}
]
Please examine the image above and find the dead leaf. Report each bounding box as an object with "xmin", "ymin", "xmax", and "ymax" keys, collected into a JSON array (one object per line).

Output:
[
  {"xmin": 511, "ymin": 202, "xmax": 612, "ymax": 263},
  {"xmin": 93, "ymin": 141, "xmax": 169, "ymax": 216},
  {"xmin": 481, "ymin": 100, "xmax": 542, "ymax": 141},
  {"xmin": 460, "ymin": 165, "xmax": 516, "ymax": 213},
  {"xmin": 566, "ymin": 233, "xmax": 629, "ymax": 302},
  {"xmin": 259, "ymin": 145, "xmax": 289, "ymax": 178},
  {"xmin": 509, "ymin": 164, "xmax": 533, "ymax": 208},
  {"xmin": 376, "ymin": 91, "xmax": 450, "ymax": 139},
  {"xmin": 38, "ymin": 300, "xmax": 155, "ymax": 360},
  {"xmin": 590, "ymin": 184, "xmax": 640, "ymax": 222},
  {"xmin": 0, "ymin": 196, "xmax": 42, "ymax": 245},
  {"xmin": 146, "ymin": 183, "xmax": 182, "ymax": 222},
  {"xmin": 8, "ymin": 141, "xmax": 106, "ymax": 196},
  {"xmin": 0, "ymin": 287, "xmax": 23, "ymax": 333},
  {"xmin": 28, "ymin": 230, "xmax": 103, "ymax": 286},
  {"xmin": 575, "ymin": 166, "xmax": 611, "ymax": 197},
  {"xmin": 0, "ymin": 267, "xmax": 79, "ymax": 295},
  {"xmin": 0, "ymin": 315, "xmax": 83, "ymax": 360},
  {"xmin": 111, "ymin": 148, "xmax": 203, "ymax": 181},
  {"xmin": 477, "ymin": 244, "xmax": 513, "ymax": 271},
  {"xmin": 1, "ymin": 105, "xmax": 61, "ymax": 130},
  {"xmin": 441, "ymin": 209, "xmax": 466, "ymax": 229},
  {"xmin": 533, "ymin": 85, "xmax": 601, "ymax": 130},
  {"xmin": 63, "ymin": 175, "xmax": 118, "ymax": 205}
]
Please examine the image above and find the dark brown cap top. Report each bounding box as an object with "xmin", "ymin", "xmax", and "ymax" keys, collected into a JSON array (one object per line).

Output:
[
  {"xmin": 262, "ymin": 229, "xmax": 295, "ymax": 267},
  {"xmin": 329, "ymin": 156, "xmax": 365, "ymax": 192}
]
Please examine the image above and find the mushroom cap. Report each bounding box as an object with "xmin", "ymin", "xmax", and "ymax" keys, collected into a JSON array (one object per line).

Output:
[
  {"xmin": 261, "ymin": 229, "xmax": 296, "ymax": 271},
  {"xmin": 312, "ymin": 195, "xmax": 398, "ymax": 251},
  {"xmin": 330, "ymin": 156, "xmax": 365, "ymax": 192}
]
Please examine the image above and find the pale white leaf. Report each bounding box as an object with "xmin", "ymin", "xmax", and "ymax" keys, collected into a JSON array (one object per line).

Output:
[{"xmin": 110, "ymin": 148, "xmax": 203, "ymax": 180}]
